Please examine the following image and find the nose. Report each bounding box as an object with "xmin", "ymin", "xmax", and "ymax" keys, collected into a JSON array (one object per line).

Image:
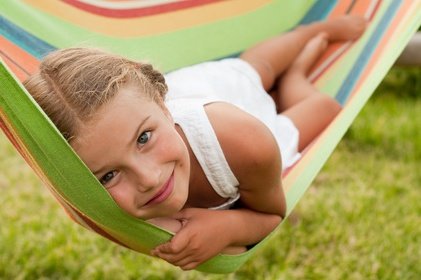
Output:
[{"xmin": 131, "ymin": 158, "xmax": 161, "ymax": 192}]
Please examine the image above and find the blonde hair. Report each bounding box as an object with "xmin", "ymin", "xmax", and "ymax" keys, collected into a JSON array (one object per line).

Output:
[{"xmin": 24, "ymin": 47, "xmax": 168, "ymax": 141}]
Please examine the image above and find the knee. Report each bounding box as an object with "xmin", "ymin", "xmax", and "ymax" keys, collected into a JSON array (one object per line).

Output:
[{"xmin": 317, "ymin": 95, "xmax": 342, "ymax": 118}]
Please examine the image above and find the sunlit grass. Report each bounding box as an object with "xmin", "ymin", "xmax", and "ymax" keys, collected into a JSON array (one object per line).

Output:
[{"xmin": 0, "ymin": 67, "xmax": 420, "ymax": 279}]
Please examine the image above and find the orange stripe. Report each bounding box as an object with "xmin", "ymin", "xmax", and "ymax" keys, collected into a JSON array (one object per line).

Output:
[
  {"xmin": 309, "ymin": 0, "xmax": 379, "ymax": 83},
  {"xmin": 352, "ymin": 0, "xmax": 414, "ymax": 95},
  {"xmin": 0, "ymin": 112, "xmax": 78, "ymax": 215},
  {"xmin": 1, "ymin": 114, "xmax": 96, "ymax": 232},
  {"xmin": 0, "ymin": 115, "xmax": 31, "ymax": 165},
  {"xmin": 23, "ymin": 0, "xmax": 271, "ymax": 38},
  {"xmin": 283, "ymin": 0, "xmax": 385, "ymax": 192},
  {"xmin": 0, "ymin": 36, "xmax": 39, "ymax": 81},
  {"xmin": 1, "ymin": 116, "xmax": 122, "ymax": 248},
  {"xmin": 350, "ymin": 0, "xmax": 378, "ymax": 17},
  {"xmin": 304, "ymin": 13, "xmax": 406, "ymax": 184},
  {"xmin": 327, "ymin": 0, "xmax": 355, "ymax": 18},
  {"xmin": 0, "ymin": 54, "xmax": 28, "ymax": 82},
  {"xmin": 0, "ymin": 115, "xmax": 48, "ymax": 186},
  {"xmin": 286, "ymin": 0, "xmax": 417, "ymax": 190},
  {"xmin": 67, "ymin": 203, "xmax": 129, "ymax": 248},
  {"xmin": 2, "ymin": 105, "xmax": 138, "ymax": 251}
]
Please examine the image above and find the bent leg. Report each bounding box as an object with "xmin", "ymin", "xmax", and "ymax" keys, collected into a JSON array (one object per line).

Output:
[
  {"xmin": 277, "ymin": 33, "xmax": 328, "ymax": 110},
  {"xmin": 279, "ymin": 34, "xmax": 341, "ymax": 151},
  {"xmin": 283, "ymin": 94, "xmax": 341, "ymax": 151},
  {"xmin": 240, "ymin": 15, "xmax": 366, "ymax": 91}
]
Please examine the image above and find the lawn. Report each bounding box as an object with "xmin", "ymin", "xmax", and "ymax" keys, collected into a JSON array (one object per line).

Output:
[{"xmin": 0, "ymin": 67, "xmax": 420, "ymax": 279}]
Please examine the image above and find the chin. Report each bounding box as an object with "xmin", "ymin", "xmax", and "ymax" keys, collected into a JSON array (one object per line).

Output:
[
  {"xmin": 145, "ymin": 199, "xmax": 184, "ymax": 219},
  {"xmin": 139, "ymin": 190, "xmax": 188, "ymax": 220}
]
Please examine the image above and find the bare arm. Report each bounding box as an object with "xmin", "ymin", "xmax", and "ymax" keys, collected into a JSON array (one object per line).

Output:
[
  {"xmin": 151, "ymin": 207, "xmax": 280, "ymax": 270},
  {"xmin": 206, "ymin": 102, "xmax": 286, "ymax": 217},
  {"xmin": 148, "ymin": 208, "xmax": 279, "ymax": 247}
]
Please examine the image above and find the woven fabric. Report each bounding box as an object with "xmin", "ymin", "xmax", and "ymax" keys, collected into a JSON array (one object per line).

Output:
[{"xmin": 1, "ymin": 0, "xmax": 419, "ymax": 273}]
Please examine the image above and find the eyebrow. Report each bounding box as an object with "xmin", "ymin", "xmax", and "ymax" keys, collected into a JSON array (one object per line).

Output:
[{"xmin": 92, "ymin": 115, "xmax": 151, "ymax": 177}]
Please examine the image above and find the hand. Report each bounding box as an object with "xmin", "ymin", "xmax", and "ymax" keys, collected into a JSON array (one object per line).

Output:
[{"xmin": 151, "ymin": 208, "xmax": 232, "ymax": 270}]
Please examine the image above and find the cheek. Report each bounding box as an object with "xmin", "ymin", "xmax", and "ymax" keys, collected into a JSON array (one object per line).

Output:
[
  {"xmin": 108, "ymin": 184, "xmax": 134, "ymax": 213},
  {"xmin": 158, "ymin": 127, "xmax": 188, "ymax": 162}
]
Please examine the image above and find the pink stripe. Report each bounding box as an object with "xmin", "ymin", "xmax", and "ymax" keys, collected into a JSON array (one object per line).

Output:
[{"xmin": 62, "ymin": 0, "xmax": 221, "ymax": 18}]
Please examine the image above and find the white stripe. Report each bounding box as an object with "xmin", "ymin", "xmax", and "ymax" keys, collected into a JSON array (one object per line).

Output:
[
  {"xmin": 76, "ymin": 0, "xmax": 181, "ymax": 10},
  {"xmin": 365, "ymin": 0, "xmax": 381, "ymax": 20}
]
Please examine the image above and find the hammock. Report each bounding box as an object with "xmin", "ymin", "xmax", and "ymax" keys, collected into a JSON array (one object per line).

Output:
[{"xmin": 0, "ymin": 0, "xmax": 419, "ymax": 274}]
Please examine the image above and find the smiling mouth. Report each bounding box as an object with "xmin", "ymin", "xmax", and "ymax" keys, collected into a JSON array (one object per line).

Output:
[{"xmin": 144, "ymin": 171, "xmax": 174, "ymax": 206}]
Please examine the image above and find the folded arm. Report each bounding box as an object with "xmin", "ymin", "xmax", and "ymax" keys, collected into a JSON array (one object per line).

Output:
[{"xmin": 151, "ymin": 207, "xmax": 280, "ymax": 270}]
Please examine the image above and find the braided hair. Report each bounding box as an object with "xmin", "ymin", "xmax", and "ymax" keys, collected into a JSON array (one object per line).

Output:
[{"xmin": 24, "ymin": 48, "xmax": 168, "ymax": 141}]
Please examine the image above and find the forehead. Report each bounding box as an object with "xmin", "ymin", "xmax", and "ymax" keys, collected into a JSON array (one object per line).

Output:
[
  {"xmin": 87, "ymin": 83, "xmax": 167, "ymax": 127},
  {"xmin": 79, "ymin": 86, "xmax": 152, "ymax": 135}
]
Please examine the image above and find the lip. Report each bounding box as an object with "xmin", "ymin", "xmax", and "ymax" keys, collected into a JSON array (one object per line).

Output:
[{"xmin": 144, "ymin": 171, "xmax": 174, "ymax": 206}]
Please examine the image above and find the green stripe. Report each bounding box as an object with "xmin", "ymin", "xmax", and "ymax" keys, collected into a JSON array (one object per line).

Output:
[
  {"xmin": 0, "ymin": 60, "xmax": 174, "ymax": 258},
  {"xmin": 0, "ymin": 1, "xmax": 314, "ymax": 71}
]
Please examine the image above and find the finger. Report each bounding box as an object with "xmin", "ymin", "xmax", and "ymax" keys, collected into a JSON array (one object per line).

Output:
[
  {"xmin": 157, "ymin": 244, "xmax": 211, "ymax": 269},
  {"xmin": 153, "ymin": 230, "xmax": 190, "ymax": 254},
  {"xmin": 154, "ymin": 241, "xmax": 178, "ymax": 254},
  {"xmin": 164, "ymin": 227, "xmax": 192, "ymax": 253},
  {"xmin": 152, "ymin": 238, "xmax": 192, "ymax": 263},
  {"xmin": 174, "ymin": 252, "xmax": 206, "ymax": 268},
  {"xmin": 158, "ymin": 251, "xmax": 202, "ymax": 270},
  {"xmin": 153, "ymin": 249, "xmax": 193, "ymax": 265},
  {"xmin": 180, "ymin": 261, "xmax": 201, "ymax": 271}
]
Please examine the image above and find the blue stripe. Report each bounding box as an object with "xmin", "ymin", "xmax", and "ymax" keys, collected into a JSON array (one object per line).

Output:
[
  {"xmin": 299, "ymin": 0, "xmax": 337, "ymax": 24},
  {"xmin": 0, "ymin": 16, "xmax": 56, "ymax": 59},
  {"xmin": 336, "ymin": 0, "xmax": 402, "ymax": 104}
]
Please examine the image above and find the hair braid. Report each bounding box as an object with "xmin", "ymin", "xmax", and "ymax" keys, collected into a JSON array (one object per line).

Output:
[
  {"xmin": 23, "ymin": 47, "xmax": 170, "ymax": 142},
  {"xmin": 138, "ymin": 63, "xmax": 168, "ymax": 99}
]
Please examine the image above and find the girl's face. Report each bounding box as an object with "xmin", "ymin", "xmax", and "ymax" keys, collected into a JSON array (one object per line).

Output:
[{"xmin": 71, "ymin": 85, "xmax": 190, "ymax": 220}]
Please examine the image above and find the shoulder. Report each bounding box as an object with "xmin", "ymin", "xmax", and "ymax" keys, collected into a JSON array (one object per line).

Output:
[
  {"xmin": 204, "ymin": 102, "xmax": 285, "ymax": 216},
  {"xmin": 204, "ymin": 102, "xmax": 282, "ymax": 187}
]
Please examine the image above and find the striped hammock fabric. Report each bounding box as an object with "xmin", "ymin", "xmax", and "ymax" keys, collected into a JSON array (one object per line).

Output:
[{"xmin": 0, "ymin": 0, "xmax": 420, "ymax": 273}]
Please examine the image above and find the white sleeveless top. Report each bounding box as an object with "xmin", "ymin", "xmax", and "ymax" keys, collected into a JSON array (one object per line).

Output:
[
  {"xmin": 164, "ymin": 58, "xmax": 301, "ymax": 209},
  {"xmin": 166, "ymin": 99, "xmax": 241, "ymax": 209}
]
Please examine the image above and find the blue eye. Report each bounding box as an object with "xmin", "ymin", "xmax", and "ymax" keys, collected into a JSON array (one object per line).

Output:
[
  {"xmin": 100, "ymin": 171, "xmax": 116, "ymax": 185},
  {"xmin": 137, "ymin": 131, "xmax": 151, "ymax": 145}
]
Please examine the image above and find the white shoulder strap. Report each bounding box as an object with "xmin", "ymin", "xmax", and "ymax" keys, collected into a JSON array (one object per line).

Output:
[{"xmin": 167, "ymin": 100, "xmax": 240, "ymax": 199}]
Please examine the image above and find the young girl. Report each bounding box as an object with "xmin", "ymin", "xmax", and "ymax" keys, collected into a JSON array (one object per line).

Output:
[{"xmin": 24, "ymin": 16, "xmax": 365, "ymax": 270}]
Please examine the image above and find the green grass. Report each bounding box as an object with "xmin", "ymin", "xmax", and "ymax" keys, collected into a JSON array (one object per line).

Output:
[{"xmin": 0, "ymin": 67, "xmax": 420, "ymax": 279}]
